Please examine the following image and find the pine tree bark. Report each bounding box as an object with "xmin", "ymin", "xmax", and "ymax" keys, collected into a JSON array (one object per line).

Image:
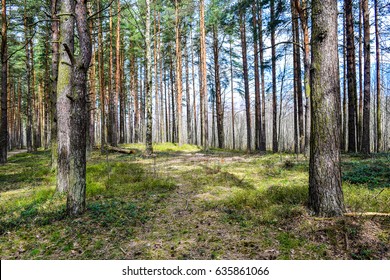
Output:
[
  {"xmin": 145, "ymin": 0, "xmax": 153, "ymax": 155},
  {"xmin": 374, "ymin": 0, "xmax": 381, "ymax": 152},
  {"xmin": 270, "ymin": 0, "xmax": 278, "ymax": 152},
  {"xmin": 257, "ymin": 1, "xmax": 266, "ymax": 151},
  {"xmin": 252, "ymin": 2, "xmax": 261, "ymax": 151},
  {"xmin": 24, "ymin": 6, "xmax": 33, "ymax": 153},
  {"xmin": 361, "ymin": 0, "xmax": 370, "ymax": 154},
  {"xmin": 199, "ymin": 0, "xmax": 208, "ymax": 150},
  {"xmin": 185, "ymin": 35, "xmax": 192, "ymax": 144},
  {"xmin": 346, "ymin": 0, "xmax": 358, "ymax": 153},
  {"xmin": 239, "ymin": 10, "xmax": 252, "ymax": 153},
  {"xmin": 67, "ymin": 0, "xmax": 92, "ymax": 216},
  {"xmin": 213, "ymin": 25, "xmax": 224, "ymax": 149},
  {"xmin": 309, "ymin": 0, "xmax": 344, "ymax": 217},
  {"xmin": 56, "ymin": 0, "xmax": 74, "ymax": 193},
  {"xmin": 229, "ymin": 37, "xmax": 235, "ymax": 150},
  {"xmin": 0, "ymin": 0, "xmax": 7, "ymax": 164},
  {"xmin": 97, "ymin": 0, "xmax": 106, "ymax": 153},
  {"xmin": 116, "ymin": 0, "xmax": 124, "ymax": 144},
  {"xmin": 175, "ymin": 0, "xmax": 183, "ymax": 146}
]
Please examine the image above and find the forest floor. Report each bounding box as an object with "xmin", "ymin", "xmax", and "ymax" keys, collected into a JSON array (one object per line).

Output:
[{"xmin": 0, "ymin": 143, "xmax": 389, "ymax": 260}]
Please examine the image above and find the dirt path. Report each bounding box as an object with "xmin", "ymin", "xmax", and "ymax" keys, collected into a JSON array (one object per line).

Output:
[{"xmin": 7, "ymin": 149, "xmax": 27, "ymax": 158}]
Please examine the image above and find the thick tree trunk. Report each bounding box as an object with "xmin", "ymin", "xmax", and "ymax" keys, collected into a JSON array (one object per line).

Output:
[
  {"xmin": 213, "ymin": 25, "xmax": 224, "ymax": 149},
  {"xmin": 199, "ymin": 0, "xmax": 208, "ymax": 150},
  {"xmin": 67, "ymin": 0, "xmax": 92, "ymax": 216},
  {"xmin": 309, "ymin": 0, "xmax": 344, "ymax": 217},
  {"xmin": 346, "ymin": 0, "xmax": 358, "ymax": 153},
  {"xmin": 270, "ymin": 0, "xmax": 278, "ymax": 152},
  {"xmin": 374, "ymin": 0, "xmax": 381, "ymax": 152},
  {"xmin": 0, "ymin": 0, "xmax": 7, "ymax": 164},
  {"xmin": 56, "ymin": 0, "xmax": 74, "ymax": 193},
  {"xmin": 361, "ymin": 0, "xmax": 370, "ymax": 154},
  {"xmin": 240, "ymin": 10, "xmax": 252, "ymax": 153},
  {"xmin": 145, "ymin": 0, "xmax": 153, "ymax": 155}
]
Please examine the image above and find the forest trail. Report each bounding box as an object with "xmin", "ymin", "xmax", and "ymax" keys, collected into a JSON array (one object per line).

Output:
[{"xmin": 7, "ymin": 149, "xmax": 27, "ymax": 158}]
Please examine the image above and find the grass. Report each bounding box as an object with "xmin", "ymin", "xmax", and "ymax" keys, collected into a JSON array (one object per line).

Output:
[{"xmin": 0, "ymin": 144, "xmax": 389, "ymax": 259}]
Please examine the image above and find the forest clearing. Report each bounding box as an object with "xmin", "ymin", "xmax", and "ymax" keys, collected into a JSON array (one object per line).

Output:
[{"xmin": 1, "ymin": 144, "xmax": 389, "ymax": 260}]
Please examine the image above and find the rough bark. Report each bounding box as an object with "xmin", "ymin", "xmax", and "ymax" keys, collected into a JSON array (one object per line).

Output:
[
  {"xmin": 374, "ymin": 0, "xmax": 381, "ymax": 152},
  {"xmin": 116, "ymin": 0, "xmax": 124, "ymax": 144},
  {"xmin": 309, "ymin": 0, "xmax": 345, "ymax": 217},
  {"xmin": 97, "ymin": 0, "xmax": 106, "ymax": 153},
  {"xmin": 270, "ymin": 0, "xmax": 278, "ymax": 152},
  {"xmin": 257, "ymin": 0, "xmax": 266, "ymax": 151},
  {"xmin": 145, "ymin": 0, "xmax": 153, "ymax": 155},
  {"xmin": 252, "ymin": 2, "xmax": 261, "ymax": 151},
  {"xmin": 175, "ymin": 0, "xmax": 183, "ymax": 146},
  {"xmin": 239, "ymin": 10, "xmax": 251, "ymax": 153},
  {"xmin": 361, "ymin": 0, "xmax": 370, "ymax": 154},
  {"xmin": 56, "ymin": 0, "xmax": 74, "ymax": 193},
  {"xmin": 67, "ymin": 0, "xmax": 92, "ymax": 216},
  {"xmin": 0, "ymin": 0, "xmax": 6, "ymax": 164},
  {"xmin": 346, "ymin": 0, "xmax": 357, "ymax": 153},
  {"xmin": 213, "ymin": 25, "xmax": 224, "ymax": 149},
  {"xmin": 199, "ymin": 0, "xmax": 208, "ymax": 150}
]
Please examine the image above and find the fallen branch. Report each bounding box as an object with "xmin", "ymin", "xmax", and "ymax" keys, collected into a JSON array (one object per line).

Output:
[
  {"xmin": 105, "ymin": 145, "xmax": 136, "ymax": 154},
  {"xmin": 345, "ymin": 212, "xmax": 390, "ymax": 217}
]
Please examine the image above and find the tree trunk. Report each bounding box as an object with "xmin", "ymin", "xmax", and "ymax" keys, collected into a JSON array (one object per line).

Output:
[
  {"xmin": 213, "ymin": 25, "xmax": 224, "ymax": 149},
  {"xmin": 87, "ymin": 3, "xmax": 96, "ymax": 152},
  {"xmin": 24, "ymin": 6, "xmax": 33, "ymax": 153},
  {"xmin": 145, "ymin": 0, "xmax": 153, "ymax": 155},
  {"xmin": 116, "ymin": 0, "xmax": 124, "ymax": 144},
  {"xmin": 229, "ymin": 37, "xmax": 235, "ymax": 150},
  {"xmin": 252, "ymin": 2, "xmax": 261, "ymax": 151},
  {"xmin": 374, "ymin": 0, "xmax": 381, "ymax": 152},
  {"xmin": 358, "ymin": 0, "xmax": 363, "ymax": 151},
  {"xmin": 175, "ymin": 0, "xmax": 183, "ymax": 146},
  {"xmin": 240, "ymin": 10, "xmax": 252, "ymax": 153},
  {"xmin": 257, "ymin": 1, "xmax": 266, "ymax": 151},
  {"xmin": 361, "ymin": 0, "xmax": 370, "ymax": 154},
  {"xmin": 346, "ymin": 0, "xmax": 358, "ymax": 153},
  {"xmin": 342, "ymin": 13, "xmax": 347, "ymax": 152},
  {"xmin": 270, "ymin": 0, "xmax": 278, "ymax": 152},
  {"xmin": 185, "ymin": 35, "xmax": 192, "ymax": 144},
  {"xmin": 191, "ymin": 27, "xmax": 197, "ymax": 145},
  {"xmin": 97, "ymin": 0, "xmax": 106, "ymax": 153},
  {"xmin": 56, "ymin": 0, "xmax": 74, "ymax": 193},
  {"xmin": 0, "ymin": 0, "xmax": 7, "ymax": 164},
  {"xmin": 67, "ymin": 0, "xmax": 92, "ymax": 216},
  {"xmin": 309, "ymin": 0, "xmax": 344, "ymax": 217},
  {"xmin": 199, "ymin": 0, "xmax": 208, "ymax": 150}
]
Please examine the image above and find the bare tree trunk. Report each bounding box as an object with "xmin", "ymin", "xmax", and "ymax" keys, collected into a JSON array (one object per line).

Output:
[
  {"xmin": 191, "ymin": 27, "xmax": 197, "ymax": 145},
  {"xmin": 185, "ymin": 35, "xmax": 192, "ymax": 144},
  {"xmin": 0, "ymin": 0, "xmax": 7, "ymax": 164},
  {"xmin": 358, "ymin": 0, "xmax": 363, "ymax": 151},
  {"xmin": 56, "ymin": 0, "xmax": 74, "ymax": 193},
  {"xmin": 24, "ymin": 5, "xmax": 33, "ymax": 153},
  {"xmin": 257, "ymin": 1, "xmax": 266, "ymax": 151},
  {"xmin": 346, "ymin": 0, "xmax": 357, "ymax": 153},
  {"xmin": 175, "ymin": 0, "xmax": 183, "ymax": 146},
  {"xmin": 309, "ymin": 0, "xmax": 344, "ymax": 217},
  {"xmin": 361, "ymin": 0, "xmax": 370, "ymax": 154},
  {"xmin": 213, "ymin": 25, "xmax": 224, "ymax": 149},
  {"xmin": 229, "ymin": 37, "xmax": 235, "ymax": 150},
  {"xmin": 116, "ymin": 0, "xmax": 124, "ymax": 144},
  {"xmin": 240, "ymin": 10, "xmax": 252, "ymax": 152},
  {"xmin": 374, "ymin": 0, "xmax": 381, "ymax": 152},
  {"xmin": 252, "ymin": 2, "xmax": 261, "ymax": 151},
  {"xmin": 270, "ymin": 0, "xmax": 278, "ymax": 152},
  {"xmin": 145, "ymin": 0, "xmax": 153, "ymax": 155},
  {"xmin": 199, "ymin": 0, "xmax": 208, "ymax": 150},
  {"xmin": 67, "ymin": 0, "xmax": 92, "ymax": 216},
  {"xmin": 97, "ymin": 0, "xmax": 106, "ymax": 153},
  {"xmin": 342, "ymin": 13, "xmax": 347, "ymax": 152},
  {"xmin": 87, "ymin": 3, "xmax": 96, "ymax": 152}
]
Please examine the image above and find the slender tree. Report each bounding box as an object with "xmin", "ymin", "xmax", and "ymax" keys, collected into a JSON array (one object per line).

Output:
[
  {"xmin": 346, "ymin": 0, "xmax": 358, "ymax": 153},
  {"xmin": 270, "ymin": 0, "xmax": 278, "ymax": 152},
  {"xmin": 199, "ymin": 0, "xmax": 208, "ymax": 150},
  {"xmin": 309, "ymin": 0, "xmax": 344, "ymax": 217},
  {"xmin": 361, "ymin": 0, "xmax": 370, "ymax": 154},
  {"xmin": 145, "ymin": 0, "xmax": 153, "ymax": 155},
  {"xmin": 374, "ymin": 0, "xmax": 381, "ymax": 152},
  {"xmin": 0, "ymin": 0, "xmax": 7, "ymax": 164}
]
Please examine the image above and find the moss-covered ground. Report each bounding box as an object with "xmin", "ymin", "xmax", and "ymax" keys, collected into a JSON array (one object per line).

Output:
[{"xmin": 0, "ymin": 144, "xmax": 389, "ymax": 259}]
